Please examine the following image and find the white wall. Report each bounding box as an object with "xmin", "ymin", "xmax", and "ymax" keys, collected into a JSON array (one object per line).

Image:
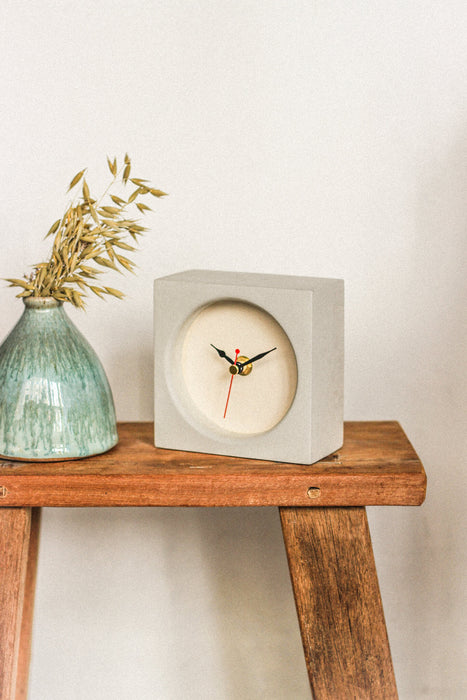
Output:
[{"xmin": 1, "ymin": 1, "xmax": 466, "ymax": 698}]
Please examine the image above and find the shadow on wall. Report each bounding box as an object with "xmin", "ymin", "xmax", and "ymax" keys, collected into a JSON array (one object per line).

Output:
[{"xmin": 109, "ymin": 345, "xmax": 155, "ymax": 421}]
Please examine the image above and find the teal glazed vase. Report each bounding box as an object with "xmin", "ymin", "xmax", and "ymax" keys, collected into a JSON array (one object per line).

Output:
[{"xmin": 0, "ymin": 297, "xmax": 118, "ymax": 460}]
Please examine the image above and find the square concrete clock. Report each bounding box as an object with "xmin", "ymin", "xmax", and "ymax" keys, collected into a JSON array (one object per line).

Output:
[{"xmin": 153, "ymin": 270, "xmax": 344, "ymax": 464}]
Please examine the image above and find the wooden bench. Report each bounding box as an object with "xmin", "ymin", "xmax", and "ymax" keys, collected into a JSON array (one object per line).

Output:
[{"xmin": 0, "ymin": 421, "xmax": 426, "ymax": 699}]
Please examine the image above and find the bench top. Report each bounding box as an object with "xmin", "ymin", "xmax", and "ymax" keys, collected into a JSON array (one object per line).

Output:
[{"xmin": 0, "ymin": 421, "xmax": 426, "ymax": 507}]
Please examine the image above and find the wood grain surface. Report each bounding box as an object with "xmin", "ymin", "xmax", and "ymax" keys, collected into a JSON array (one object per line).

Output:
[
  {"xmin": 0, "ymin": 508, "xmax": 32, "ymax": 700},
  {"xmin": 0, "ymin": 422, "xmax": 426, "ymax": 507},
  {"xmin": 280, "ymin": 506, "xmax": 398, "ymax": 699},
  {"xmin": 14, "ymin": 509, "xmax": 41, "ymax": 700}
]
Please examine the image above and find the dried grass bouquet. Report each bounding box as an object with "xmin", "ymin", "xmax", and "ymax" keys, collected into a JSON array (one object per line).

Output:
[{"xmin": 6, "ymin": 155, "xmax": 166, "ymax": 309}]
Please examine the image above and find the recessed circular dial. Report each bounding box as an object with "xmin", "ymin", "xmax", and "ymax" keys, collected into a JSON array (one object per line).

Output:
[{"xmin": 180, "ymin": 300, "xmax": 298, "ymax": 435}]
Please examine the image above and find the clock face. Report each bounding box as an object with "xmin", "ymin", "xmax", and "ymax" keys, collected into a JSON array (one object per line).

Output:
[{"xmin": 179, "ymin": 300, "xmax": 298, "ymax": 435}]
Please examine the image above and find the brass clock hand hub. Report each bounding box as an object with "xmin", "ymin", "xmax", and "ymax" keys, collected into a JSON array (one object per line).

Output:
[{"xmin": 231, "ymin": 355, "xmax": 252, "ymax": 376}]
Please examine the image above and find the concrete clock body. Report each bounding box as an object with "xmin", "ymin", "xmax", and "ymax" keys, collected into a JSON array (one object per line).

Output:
[{"xmin": 153, "ymin": 270, "xmax": 344, "ymax": 464}]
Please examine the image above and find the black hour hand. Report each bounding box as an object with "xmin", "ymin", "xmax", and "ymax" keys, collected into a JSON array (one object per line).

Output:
[
  {"xmin": 239, "ymin": 347, "xmax": 277, "ymax": 368},
  {"xmin": 210, "ymin": 344, "xmax": 234, "ymax": 365}
]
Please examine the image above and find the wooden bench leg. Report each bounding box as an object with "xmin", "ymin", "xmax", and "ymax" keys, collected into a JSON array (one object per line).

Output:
[
  {"xmin": 280, "ymin": 506, "xmax": 398, "ymax": 700},
  {"xmin": 0, "ymin": 507, "xmax": 41, "ymax": 700},
  {"xmin": 15, "ymin": 508, "xmax": 41, "ymax": 700}
]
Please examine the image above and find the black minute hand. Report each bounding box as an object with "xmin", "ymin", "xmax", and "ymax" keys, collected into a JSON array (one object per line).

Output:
[
  {"xmin": 210, "ymin": 344, "xmax": 235, "ymax": 365},
  {"xmin": 239, "ymin": 347, "xmax": 277, "ymax": 368}
]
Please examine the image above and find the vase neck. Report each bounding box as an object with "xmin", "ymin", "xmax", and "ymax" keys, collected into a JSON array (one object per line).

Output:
[{"xmin": 23, "ymin": 297, "xmax": 63, "ymax": 310}]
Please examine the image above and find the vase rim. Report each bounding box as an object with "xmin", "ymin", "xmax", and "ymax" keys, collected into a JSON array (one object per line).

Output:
[{"xmin": 23, "ymin": 296, "xmax": 63, "ymax": 309}]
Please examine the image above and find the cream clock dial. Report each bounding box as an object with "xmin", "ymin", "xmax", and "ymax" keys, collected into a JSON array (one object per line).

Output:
[{"xmin": 180, "ymin": 300, "xmax": 298, "ymax": 435}]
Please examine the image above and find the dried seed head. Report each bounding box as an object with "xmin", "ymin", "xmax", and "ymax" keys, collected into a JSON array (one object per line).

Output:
[{"xmin": 6, "ymin": 155, "xmax": 165, "ymax": 308}]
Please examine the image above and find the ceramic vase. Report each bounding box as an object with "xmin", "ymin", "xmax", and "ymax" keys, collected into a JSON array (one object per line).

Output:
[{"xmin": 0, "ymin": 297, "xmax": 118, "ymax": 460}]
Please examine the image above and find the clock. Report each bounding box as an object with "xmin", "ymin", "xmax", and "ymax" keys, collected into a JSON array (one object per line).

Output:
[{"xmin": 153, "ymin": 270, "xmax": 344, "ymax": 464}]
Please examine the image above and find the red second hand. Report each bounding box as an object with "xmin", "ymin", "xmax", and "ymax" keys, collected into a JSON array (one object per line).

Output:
[{"xmin": 223, "ymin": 348, "xmax": 240, "ymax": 419}]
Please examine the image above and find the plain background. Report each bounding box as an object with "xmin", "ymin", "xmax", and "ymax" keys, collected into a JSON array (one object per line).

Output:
[{"xmin": 1, "ymin": 1, "xmax": 466, "ymax": 698}]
